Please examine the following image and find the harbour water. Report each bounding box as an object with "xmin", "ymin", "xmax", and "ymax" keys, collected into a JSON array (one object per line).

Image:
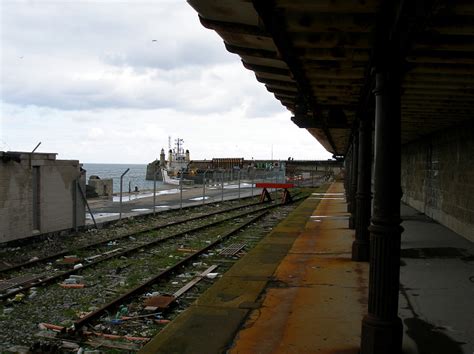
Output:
[{"xmin": 82, "ymin": 163, "xmax": 163, "ymax": 193}]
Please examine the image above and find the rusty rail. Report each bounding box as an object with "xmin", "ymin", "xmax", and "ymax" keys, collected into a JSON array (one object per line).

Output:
[
  {"xmin": 0, "ymin": 200, "xmax": 287, "ymax": 301},
  {"xmin": 0, "ymin": 199, "xmax": 265, "ymax": 275},
  {"xmin": 72, "ymin": 209, "xmax": 271, "ymax": 331}
]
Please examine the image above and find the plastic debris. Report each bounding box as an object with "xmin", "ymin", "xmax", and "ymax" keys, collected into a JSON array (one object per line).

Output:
[
  {"xmin": 93, "ymin": 324, "xmax": 106, "ymax": 331},
  {"xmin": 3, "ymin": 307, "xmax": 14, "ymax": 314},
  {"xmin": 61, "ymin": 341, "xmax": 80, "ymax": 350},
  {"xmin": 76, "ymin": 311, "xmax": 91, "ymax": 319},
  {"xmin": 6, "ymin": 287, "xmax": 20, "ymax": 294},
  {"xmin": 73, "ymin": 263, "xmax": 83, "ymax": 270},
  {"xmin": 115, "ymin": 305, "xmax": 128, "ymax": 319},
  {"xmin": 61, "ymin": 275, "xmax": 86, "ymax": 288},
  {"xmin": 206, "ymin": 273, "xmax": 219, "ymax": 279},
  {"xmin": 70, "ymin": 275, "xmax": 84, "ymax": 280},
  {"xmin": 12, "ymin": 293, "xmax": 25, "ymax": 302}
]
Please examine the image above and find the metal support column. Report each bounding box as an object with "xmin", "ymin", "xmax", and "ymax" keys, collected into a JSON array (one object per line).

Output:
[
  {"xmin": 348, "ymin": 135, "xmax": 358, "ymax": 229},
  {"xmin": 361, "ymin": 66, "xmax": 403, "ymax": 353},
  {"xmin": 352, "ymin": 116, "xmax": 373, "ymax": 262},
  {"xmin": 344, "ymin": 151, "xmax": 351, "ymax": 206}
]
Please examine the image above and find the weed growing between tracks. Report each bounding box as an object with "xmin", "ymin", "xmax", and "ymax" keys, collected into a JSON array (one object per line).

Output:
[{"xmin": 0, "ymin": 187, "xmax": 327, "ymax": 351}]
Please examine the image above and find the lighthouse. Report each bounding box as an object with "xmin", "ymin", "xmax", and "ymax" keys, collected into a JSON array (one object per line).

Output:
[
  {"xmin": 160, "ymin": 148, "xmax": 166, "ymax": 167},
  {"xmin": 168, "ymin": 149, "xmax": 173, "ymax": 164}
]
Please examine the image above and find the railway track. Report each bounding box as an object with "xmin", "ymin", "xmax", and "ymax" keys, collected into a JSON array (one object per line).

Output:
[
  {"xmin": 72, "ymin": 208, "xmax": 270, "ymax": 333},
  {"xmin": 0, "ymin": 191, "xmax": 311, "ymax": 351},
  {"xmin": 0, "ymin": 198, "xmax": 265, "ymax": 276},
  {"xmin": 0, "ymin": 200, "xmax": 281, "ymax": 301}
]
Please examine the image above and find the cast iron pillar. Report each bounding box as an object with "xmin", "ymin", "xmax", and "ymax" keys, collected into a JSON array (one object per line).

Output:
[
  {"xmin": 352, "ymin": 116, "xmax": 372, "ymax": 261},
  {"xmin": 345, "ymin": 150, "xmax": 352, "ymax": 208},
  {"xmin": 348, "ymin": 135, "xmax": 358, "ymax": 229},
  {"xmin": 360, "ymin": 67, "xmax": 403, "ymax": 353}
]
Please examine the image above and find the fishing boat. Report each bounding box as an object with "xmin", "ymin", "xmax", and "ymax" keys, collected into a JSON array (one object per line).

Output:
[
  {"xmin": 161, "ymin": 168, "xmax": 181, "ymax": 185},
  {"xmin": 146, "ymin": 137, "xmax": 194, "ymax": 185}
]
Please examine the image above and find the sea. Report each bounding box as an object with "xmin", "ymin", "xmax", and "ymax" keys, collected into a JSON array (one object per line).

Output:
[{"xmin": 82, "ymin": 163, "xmax": 163, "ymax": 193}]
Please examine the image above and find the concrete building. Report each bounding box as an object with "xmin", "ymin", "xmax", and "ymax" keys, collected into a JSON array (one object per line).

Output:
[
  {"xmin": 0, "ymin": 151, "xmax": 85, "ymax": 243},
  {"xmin": 87, "ymin": 175, "xmax": 113, "ymax": 198}
]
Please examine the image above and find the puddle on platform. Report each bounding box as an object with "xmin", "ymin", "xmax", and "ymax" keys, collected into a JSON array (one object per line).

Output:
[
  {"xmin": 86, "ymin": 212, "xmax": 119, "ymax": 220},
  {"xmin": 112, "ymin": 189, "xmax": 179, "ymax": 202},
  {"xmin": 309, "ymin": 197, "xmax": 345, "ymax": 200},
  {"xmin": 189, "ymin": 196, "xmax": 210, "ymax": 201},
  {"xmin": 310, "ymin": 215, "xmax": 350, "ymax": 222}
]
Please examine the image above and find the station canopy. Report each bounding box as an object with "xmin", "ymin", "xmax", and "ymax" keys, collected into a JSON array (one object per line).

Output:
[{"xmin": 188, "ymin": 0, "xmax": 474, "ymax": 157}]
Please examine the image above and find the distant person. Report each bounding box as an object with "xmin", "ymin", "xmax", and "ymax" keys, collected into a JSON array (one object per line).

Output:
[{"xmin": 134, "ymin": 186, "xmax": 139, "ymax": 193}]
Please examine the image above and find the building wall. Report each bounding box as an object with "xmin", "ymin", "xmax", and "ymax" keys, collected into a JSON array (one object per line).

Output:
[
  {"xmin": 88, "ymin": 177, "xmax": 113, "ymax": 198},
  {"xmin": 401, "ymin": 120, "xmax": 474, "ymax": 242},
  {"xmin": 0, "ymin": 152, "xmax": 85, "ymax": 243}
]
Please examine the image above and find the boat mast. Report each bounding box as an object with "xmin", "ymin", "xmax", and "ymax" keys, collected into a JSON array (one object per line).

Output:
[{"xmin": 175, "ymin": 138, "xmax": 184, "ymax": 156}]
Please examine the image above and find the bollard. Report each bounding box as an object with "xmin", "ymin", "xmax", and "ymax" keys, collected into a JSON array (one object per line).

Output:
[
  {"xmin": 153, "ymin": 167, "xmax": 158, "ymax": 216},
  {"xmin": 119, "ymin": 168, "xmax": 130, "ymax": 220},
  {"xmin": 180, "ymin": 170, "xmax": 184, "ymax": 209},
  {"xmin": 221, "ymin": 171, "xmax": 224, "ymax": 202},
  {"xmin": 202, "ymin": 169, "xmax": 209, "ymax": 205}
]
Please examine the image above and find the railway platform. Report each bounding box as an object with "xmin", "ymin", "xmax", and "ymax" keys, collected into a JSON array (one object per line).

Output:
[{"xmin": 140, "ymin": 181, "xmax": 474, "ymax": 354}]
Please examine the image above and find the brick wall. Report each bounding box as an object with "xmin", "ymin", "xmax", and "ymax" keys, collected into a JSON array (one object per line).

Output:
[{"xmin": 401, "ymin": 120, "xmax": 474, "ymax": 242}]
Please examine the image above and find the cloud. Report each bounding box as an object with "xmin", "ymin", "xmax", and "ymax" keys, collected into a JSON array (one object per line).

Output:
[
  {"xmin": 1, "ymin": 102, "xmax": 332, "ymax": 163},
  {"xmin": 0, "ymin": 1, "xmax": 333, "ymax": 161},
  {"xmin": 1, "ymin": 0, "xmax": 251, "ymax": 113}
]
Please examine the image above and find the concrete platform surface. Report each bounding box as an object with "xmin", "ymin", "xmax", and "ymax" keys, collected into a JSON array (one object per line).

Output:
[
  {"xmin": 140, "ymin": 182, "xmax": 473, "ymax": 354},
  {"xmin": 229, "ymin": 182, "xmax": 366, "ymax": 354}
]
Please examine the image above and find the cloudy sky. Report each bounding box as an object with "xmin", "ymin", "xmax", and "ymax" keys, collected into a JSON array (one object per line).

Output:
[{"xmin": 0, "ymin": 0, "xmax": 332, "ymax": 163}]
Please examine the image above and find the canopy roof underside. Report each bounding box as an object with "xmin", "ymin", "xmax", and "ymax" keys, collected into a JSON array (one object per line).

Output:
[{"xmin": 188, "ymin": 0, "xmax": 474, "ymax": 156}]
